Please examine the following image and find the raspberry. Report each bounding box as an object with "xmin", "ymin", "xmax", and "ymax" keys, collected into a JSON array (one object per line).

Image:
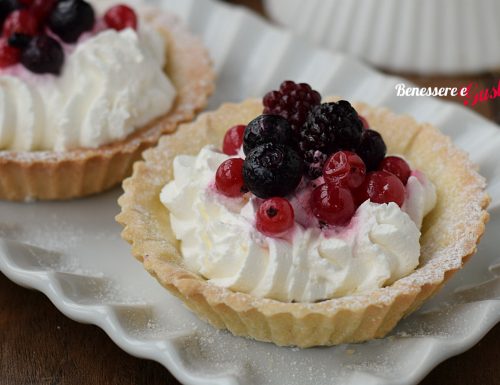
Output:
[
  {"xmin": 215, "ymin": 158, "xmax": 246, "ymax": 197},
  {"xmin": 243, "ymin": 114, "xmax": 293, "ymax": 155},
  {"xmin": 323, "ymin": 151, "xmax": 366, "ymax": 189},
  {"xmin": 222, "ymin": 124, "xmax": 245, "ymax": 155},
  {"xmin": 310, "ymin": 183, "xmax": 355, "ymax": 226},
  {"xmin": 48, "ymin": 0, "xmax": 95, "ymax": 43},
  {"xmin": 2, "ymin": 9, "xmax": 39, "ymax": 37},
  {"xmin": 243, "ymin": 143, "xmax": 303, "ymax": 198},
  {"xmin": 0, "ymin": 37, "xmax": 20, "ymax": 68},
  {"xmin": 379, "ymin": 156, "xmax": 411, "ymax": 185},
  {"xmin": 263, "ymin": 80, "xmax": 321, "ymax": 137},
  {"xmin": 299, "ymin": 101, "xmax": 363, "ymax": 178},
  {"xmin": 358, "ymin": 171, "xmax": 405, "ymax": 207},
  {"xmin": 256, "ymin": 197, "xmax": 294, "ymax": 237},
  {"xmin": 104, "ymin": 4, "xmax": 138, "ymax": 31},
  {"xmin": 356, "ymin": 129, "xmax": 386, "ymax": 171}
]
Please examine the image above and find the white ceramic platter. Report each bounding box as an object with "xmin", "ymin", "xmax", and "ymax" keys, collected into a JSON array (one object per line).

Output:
[{"xmin": 1, "ymin": 1, "xmax": 500, "ymax": 384}]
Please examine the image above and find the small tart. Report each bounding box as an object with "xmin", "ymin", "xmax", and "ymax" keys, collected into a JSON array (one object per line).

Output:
[
  {"xmin": 0, "ymin": 10, "xmax": 214, "ymax": 201},
  {"xmin": 116, "ymin": 98, "xmax": 489, "ymax": 348}
]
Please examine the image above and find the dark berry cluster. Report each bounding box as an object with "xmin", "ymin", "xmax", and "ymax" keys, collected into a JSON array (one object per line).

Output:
[
  {"xmin": 263, "ymin": 80, "xmax": 321, "ymax": 137},
  {"xmin": 0, "ymin": 1, "xmax": 138, "ymax": 74},
  {"xmin": 215, "ymin": 81, "xmax": 413, "ymax": 236}
]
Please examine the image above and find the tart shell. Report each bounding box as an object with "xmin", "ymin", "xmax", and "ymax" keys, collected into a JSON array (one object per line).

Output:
[
  {"xmin": 0, "ymin": 10, "xmax": 214, "ymax": 201},
  {"xmin": 117, "ymin": 99, "xmax": 490, "ymax": 347}
]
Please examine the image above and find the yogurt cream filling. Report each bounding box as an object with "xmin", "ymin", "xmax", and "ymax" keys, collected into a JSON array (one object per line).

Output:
[
  {"xmin": 161, "ymin": 146, "xmax": 437, "ymax": 303},
  {"xmin": 0, "ymin": 18, "xmax": 176, "ymax": 152}
]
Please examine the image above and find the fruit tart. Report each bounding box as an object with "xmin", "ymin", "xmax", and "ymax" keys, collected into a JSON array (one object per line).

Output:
[
  {"xmin": 0, "ymin": 0, "xmax": 214, "ymax": 201},
  {"xmin": 117, "ymin": 81, "xmax": 489, "ymax": 347}
]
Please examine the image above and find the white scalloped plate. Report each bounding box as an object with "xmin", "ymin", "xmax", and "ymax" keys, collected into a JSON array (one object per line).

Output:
[
  {"xmin": 1, "ymin": 1, "xmax": 499, "ymax": 385},
  {"xmin": 264, "ymin": 0, "xmax": 500, "ymax": 75}
]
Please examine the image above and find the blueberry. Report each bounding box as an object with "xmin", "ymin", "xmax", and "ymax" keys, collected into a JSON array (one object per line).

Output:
[
  {"xmin": 243, "ymin": 143, "xmax": 304, "ymax": 198},
  {"xmin": 48, "ymin": 0, "xmax": 95, "ymax": 43},
  {"xmin": 21, "ymin": 35, "xmax": 64, "ymax": 75},
  {"xmin": 243, "ymin": 114, "xmax": 293, "ymax": 155},
  {"xmin": 356, "ymin": 129, "xmax": 387, "ymax": 171}
]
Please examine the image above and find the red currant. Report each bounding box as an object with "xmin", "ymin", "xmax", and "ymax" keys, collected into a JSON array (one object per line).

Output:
[
  {"xmin": 310, "ymin": 183, "xmax": 355, "ymax": 226},
  {"xmin": 256, "ymin": 197, "xmax": 294, "ymax": 237},
  {"xmin": 0, "ymin": 38, "xmax": 20, "ymax": 68},
  {"xmin": 215, "ymin": 158, "xmax": 245, "ymax": 197},
  {"xmin": 222, "ymin": 124, "xmax": 245, "ymax": 155},
  {"xmin": 3, "ymin": 9, "xmax": 39, "ymax": 37},
  {"xmin": 104, "ymin": 4, "xmax": 138, "ymax": 31},
  {"xmin": 379, "ymin": 156, "xmax": 411, "ymax": 185},
  {"xmin": 30, "ymin": 0, "xmax": 57, "ymax": 22},
  {"xmin": 323, "ymin": 150, "xmax": 366, "ymax": 189},
  {"xmin": 359, "ymin": 115, "xmax": 369, "ymax": 129},
  {"xmin": 359, "ymin": 171, "xmax": 406, "ymax": 207}
]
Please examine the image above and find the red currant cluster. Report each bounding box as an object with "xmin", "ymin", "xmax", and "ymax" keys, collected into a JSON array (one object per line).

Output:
[
  {"xmin": 310, "ymin": 150, "xmax": 410, "ymax": 227},
  {"xmin": 0, "ymin": 0, "xmax": 137, "ymax": 74},
  {"xmin": 214, "ymin": 83, "xmax": 413, "ymax": 238}
]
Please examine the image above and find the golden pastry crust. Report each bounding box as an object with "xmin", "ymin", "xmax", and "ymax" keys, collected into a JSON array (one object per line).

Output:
[
  {"xmin": 0, "ymin": 11, "xmax": 214, "ymax": 201},
  {"xmin": 116, "ymin": 99, "xmax": 490, "ymax": 348}
]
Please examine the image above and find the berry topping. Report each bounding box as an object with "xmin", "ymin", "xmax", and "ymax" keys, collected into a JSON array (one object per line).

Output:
[
  {"xmin": 256, "ymin": 197, "xmax": 295, "ymax": 237},
  {"xmin": 323, "ymin": 151, "xmax": 366, "ymax": 189},
  {"xmin": 8, "ymin": 32, "xmax": 31, "ymax": 49},
  {"xmin": 21, "ymin": 34, "xmax": 64, "ymax": 74},
  {"xmin": 2, "ymin": 9, "xmax": 39, "ymax": 37},
  {"xmin": 359, "ymin": 115, "xmax": 369, "ymax": 129},
  {"xmin": 222, "ymin": 124, "xmax": 245, "ymax": 155},
  {"xmin": 299, "ymin": 101, "xmax": 363, "ymax": 178},
  {"xmin": 243, "ymin": 143, "xmax": 303, "ymax": 199},
  {"xmin": 358, "ymin": 171, "xmax": 405, "ymax": 207},
  {"xmin": 356, "ymin": 129, "xmax": 387, "ymax": 171},
  {"xmin": 0, "ymin": 1, "xmax": 22, "ymax": 26},
  {"xmin": 263, "ymin": 80, "xmax": 321, "ymax": 136},
  {"xmin": 310, "ymin": 183, "xmax": 355, "ymax": 226},
  {"xmin": 0, "ymin": 37, "xmax": 20, "ymax": 67},
  {"xmin": 31, "ymin": 0, "xmax": 57, "ymax": 22},
  {"xmin": 379, "ymin": 156, "xmax": 411, "ymax": 185},
  {"xmin": 243, "ymin": 114, "xmax": 293, "ymax": 155},
  {"xmin": 215, "ymin": 158, "xmax": 246, "ymax": 197},
  {"xmin": 48, "ymin": 0, "xmax": 95, "ymax": 43},
  {"xmin": 104, "ymin": 4, "xmax": 138, "ymax": 31}
]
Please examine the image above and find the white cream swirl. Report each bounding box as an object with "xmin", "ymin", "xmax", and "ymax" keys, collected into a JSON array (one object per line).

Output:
[
  {"xmin": 160, "ymin": 146, "xmax": 437, "ymax": 303},
  {"xmin": 0, "ymin": 22, "xmax": 175, "ymax": 151}
]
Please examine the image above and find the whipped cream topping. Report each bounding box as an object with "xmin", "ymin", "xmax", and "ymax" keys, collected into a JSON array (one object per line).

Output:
[
  {"xmin": 0, "ymin": 21, "xmax": 176, "ymax": 152},
  {"xmin": 161, "ymin": 146, "xmax": 437, "ymax": 303}
]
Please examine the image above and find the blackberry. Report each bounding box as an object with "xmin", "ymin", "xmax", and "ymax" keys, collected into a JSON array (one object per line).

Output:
[
  {"xmin": 48, "ymin": 0, "xmax": 95, "ymax": 43},
  {"xmin": 21, "ymin": 35, "xmax": 64, "ymax": 74},
  {"xmin": 299, "ymin": 101, "xmax": 363, "ymax": 178},
  {"xmin": 356, "ymin": 129, "xmax": 387, "ymax": 171},
  {"xmin": 243, "ymin": 114, "xmax": 293, "ymax": 155},
  {"xmin": 243, "ymin": 143, "xmax": 303, "ymax": 199},
  {"xmin": 303, "ymin": 149, "xmax": 328, "ymax": 180},
  {"xmin": 263, "ymin": 80, "xmax": 321, "ymax": 137}
]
